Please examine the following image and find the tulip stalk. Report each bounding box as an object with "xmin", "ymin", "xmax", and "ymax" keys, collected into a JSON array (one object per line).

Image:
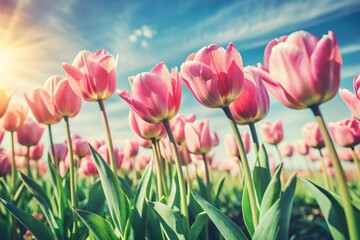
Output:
[
  {"xmin": 248, "ymin": 122, "xmax": 259, "ymax": 154},
  {"xmin": 181, "ymin": 142, "xmax": 193, "ymax": 188},
  {"xmin": 151, "ymin": 138, "xmax": 164, "ymax": 199},
  {"xmin": 163, "ymin": 119, "xmax": 190, "ymax": 239},
  {"xmin": 350, "ymin": 147, "xmax": 360, "ymax": 187},
  {"xmin": 10, "ymin": 131, "xmax": 18, "ymax": 240},
  {"xmin": 311, "ymin": 105, "xmax": 359, "ymax": 240},
  {"xmin": 202, "ymin": 153, "xmax": 212, "ymax": 201},
  {"xmin": 47, "ymin": 124, "xmax": 57, "ymax": 170},
  {"xmin": 98, "ymin": 99, "xmax": 117, "ymax": 173},
  {"xmin": 155, "ymin": 140, "xmax": 168, "ymax": 196},
  {"xmin": 26, "ymin": 146, "xmax": 31, "ymax": 177},
  {"xmin": 223, "ymin": 106, "xmax": 259, "ymax": 228},
  {"xmin": 318, "ymin": 150, "xmax": 331, "ymax": 190},
  {"xmin": 275, "ymin": 144, "xmax": 286, "ymax": 185}
]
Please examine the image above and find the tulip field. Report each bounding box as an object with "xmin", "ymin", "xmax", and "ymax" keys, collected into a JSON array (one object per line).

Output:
[{"xmin": 0, "ymin": 29, "xmax": 360, "ymax": 240}]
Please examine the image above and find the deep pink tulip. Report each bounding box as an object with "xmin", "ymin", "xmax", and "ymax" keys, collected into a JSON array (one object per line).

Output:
[
  {"xmin": 78, "ymin": 156, "xmax": 98, "ymax": 176},
  {"xmin": 63, "ymin": 50, "xmax": 117, "ymax": 102},
  {"xmin": 117, "ymin": 62, "xmax": 182, "ymax": 123},
  {"xmin": 181, "ymin": 42, "xmax": 244, "ymax": 108},
  {"xmin": 259, "ymin": 120, "xmax": 283, "ymax": 145},
  {"xmin": 17, "ymin": 118, "xmax": 45, "ymax": 147},
  {"xmin": 98, "ymin": 145, "xmax": 123, "ymax": 169},
  {"xmin": 256, "ymin": 31, "xmax": 341, "ymax": 109},
  {"xmin": 224, "ymin": 132, "xmax": 250, "ymax": 157},
  {"xmin": 340, "ymin": 74, "xmax": 360, "ymax": 119},
  {"xmin": 54, "ymin": 143, "xmax": 68, "ymax": 162},
  {"xmin": 137, "ymin": 137, "xmax": 152, "ymax": 149},
  {"xmin": 229, "ymin": 66, "xmax": 270, "ymax": 124},
  {"xmin": 46, "ymin": 76, "xmax": 82, "ymax": 118},
  {"xmin": 302, "ymin": 123, "xmax": 324, "ymax": 149},
  {"xmin": 72, "ymin": 135, "xmax": 90, "ymax": 157},
  {"xmin": 124, "ymin": 139, "xmax": 139, "ymax": 158},
  {"xmin": 0, "ymin": 129, "xmax": 4, "ymax": 144},
  {"xmin": 30, "ymin": 144, "xmax": 44, "ymax": 161},
  {"xmin": 129, "ymin": 109, "xmax": 166, "ymax": 140},
  {"xmin": 278, "ymin": 142, "xmax": 294, "ymax": 157},
  {"xmin": 329, "ymin": 118, "xmax": 360, "ymax": 148},
  {"xmin": 170, "ymin": 114, "xmax": 197, "ymax": 143},
  {"xmin": 293, "ymin": 139, "xmax": 309, "ymax": 155},
  {"xmin": 184, "ymin": 120, "xmax": 213, "ymax": 154},
  {"xmin": 1, "ymin": 103, "xmax": 27, "ymax": 132},
  {"xmin": 0, "ymin": 86, "xmax": 12, "ymax": 118},
  {"xmin": 24, "ymin": 88, "xmax": 62, "ymax": 125},
  {"xmin": 0, "ymin": 153, "xmax": 11, "ymax": 176}
]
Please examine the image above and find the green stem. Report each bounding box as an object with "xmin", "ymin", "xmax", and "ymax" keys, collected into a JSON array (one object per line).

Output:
[
  {"xmin": 155, "ymin": 140, "xmax": 168, "ymax": 197},
  {"xmin": 98, "ymin": 99, "xmax": 117, "ymax": 173},
  {"xmin": 275, "ymin": 144, "xmax": 286, "ymax": 185},
  {"xmin": 48, "ymin": 125, "xmax": 57, "ymax": 171},
  {"xmin": 151, "ymin": 138, "xmax": 164, "ymax": 199},
  {"xmin": 202, "ymin": 153, "xmax": 212, "ymax": 201},
  {"xmin": 10, "ymin": 131, "xmax": 17, "ymax": 240},
  {"xmin": 311, "ymin": 105, "xmax": 359, "ymax": 240},
  {"xmin": 163, "ymin": 119, "xmax": 190, "ymax": 239},
  {"xmin": 350, "ymin": 147, "xmax": 360, "ymax": 188},
  {"xmin": 222, "ymin": 107, "xmax": 259, "ymax": 229},
  {"xmin": 237, "ymin": 156, "xmax": 244, "ymax": 188},
  {"xmin": 248, "ymin": 122, "xmax": 259, "ymax": 154},
  {"xmin": 26, "ymin": 146, "xmax": 31, "ymax": 177},
  {"xmin": 181, "ymin": 142, "xmax": 193, "ymax": 189},
  {"xmin": 318, "ymin": 149, "xmax": 331, "ymax": 190}
]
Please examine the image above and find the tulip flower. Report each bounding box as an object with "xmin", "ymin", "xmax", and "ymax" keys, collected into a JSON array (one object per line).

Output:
[
  {"xmin": 72, "ymin": 135, "xmax": 90, "ymax": 158},
  {"xmin": 224, "ymin": 132, "xmax": 250, "ymax": 157},
  {"xmin": 329, "ymin": 118, "xmax": 360, "ymax": 148},
  {"xmin": 293, "ymin": 139, "xmax": 309, "ymax": 156},
  {"xmin": 124, "ymin": 139, "xmax": 139, "ymax": 158},
  {"xmin": 59, "ymin": 161, "xmax": 68, "ymax": 177},
  {"xmin": 302, "ymin": 123, "xmax": 324, "ymax": 149},
  {"xmin": 308, "ymin": 150, "xmax": 319, "ymax": 161},
  {"xmin": 338, "ymin": 149, "xmax": 354, "ymax": 162},
  {"xmin": 170, "ymin": 114, "xmax": 197, "ymax": 144},
  {"xmin": 1, "ymin": 103, "xmax": 27, "ymax": 132},
  {"xmin": 121, "ymin": 157, "xmax": 133, "ymax": 171},
  {"xmin": 17, "ymin": 118, "xmax": 45, "ymax": 147},
  {"xmin": 259, "ymin": 120, "xmax": 283, "ymax": 145},
  {"xmin": 0, "ymin": 128, "xmax": 4, "ymax": 144},
  {"xmin": 30, "ymin": 144, "xmax": 44, "ymax": 161},
  {"xmin": 185, "ymin": 120, "xmax": 212, "ymax": 155},
  {"xmin": 137, "ymin": 137, "xmax": 152, "ymax": 149},
  {"xmin": 92, "ymin": 139, "xmax": 105, "ymax": 150},
  {"xmin": 278, "ymin": 142, "xmax": 294, "ymax": 157},
  {"xmin": 129, "ymin": 109, "xmax": 166, "ymax": 140},
  {"xmin": 0, "ymin": 86, "xmax": 12, "ymax": 118},
  {"xmin": 340, "ymin": 74, "xmax": 360, "ymax": 119},
  {"xmin": 0, "ymin": 153, "xmax": 11, "ymax": 177},
  {"xmin": 135, "ymin": 155, "xmax": 151, "ymax": 172},
  {"xmin": 98, "ymin": 145, "xmax": 123, "ymax": 169},
  {"xmin": 78, "ymin": 156, "xmax": 98, "ymax": 176},
  {"xmin": 54, "ymin": 143, "xmax": 68, "ymax": 162}
]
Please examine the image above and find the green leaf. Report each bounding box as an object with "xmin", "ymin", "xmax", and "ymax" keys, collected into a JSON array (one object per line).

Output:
[
  {"xmin": 74, "ymin": 209, "xmax": 118, "ymax": 240},
  {"xmin": 242, "ymin": 185, "xmax": 254, "ymax": 236},
  {"xmin": 118, "ymin": 176, "xmax": 135, "ymax": 203},
  {"xmin": 19, "ymin": 172, "xmax": 62, "ymax": 239},
  {"xmin": 90, "ymin": 144, "xmax": 129, "ymax": 236},
  {"xmin": 168, "ymin": 170, "xmax": 180, "ymax": 210},
  {"xmin": 48, "ymin": 160, "xmax": 68, "ymax": 219},
  {"xmin": 196, "ymin": 174, "xmax": 209, "ymax": 200},
  {"xmin": 253, "ymin": 174, "xmax": 297, "ymax": 240},
  {"xmin": 0, "ymin": 198, "xmax": 55, "ymax": 240},
  {"xmin": 253, "ymin": 145, "xmax": 271, "ymax": 205},
  {"xmin": 192, "ymin": 191, "xmax": 248, "ymax": 240},
  {"xmin": 85, "ymin": 180, "xmax": 105, "ymax": 215},
  {"xmin": 124, "ymin": 162, "xmax": 153, "ymax": 240},
  {"xmin": 259, "ymin": 163, "xmax": 283, "ymax": 221},
  {"xmin": 298, "ymin": 177, "xmax": 357, "ymax": 240},
  {"xmin": 147, "ymin": 200, "xmax": 185, "ymax": 240},
  {"xmin": 190, "ymin": 212, "xmax": 208, "ymax": 240},
  {"xmin": 213, "ymin": 176, "xmax": 226, "ymax": 205}
]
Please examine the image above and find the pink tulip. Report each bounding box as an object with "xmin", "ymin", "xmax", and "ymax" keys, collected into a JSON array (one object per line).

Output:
[
  {"xmin": 224, "ymin": 132, "xmax": 250, "ymax": 157},
  {"xmin": 63, "ymin": 49, "xmax": 117, "ymax": 101},
  {"xmin": 160, "ymin": 137, "xmax": 191, "ymax": 165},
  {"xmin": 72, "ymin": 135, "xmax": 90, "ymax": 157},
  {"xmin": 338, "ymin": 149, "xmax": 354, "ymax": 162},
  {"xmin": 278, "ymin": 142, "xmax": 294, "ymax": 157},
  {"xmin": 98, "ymin": 145, "xmax": 123, "ymax": 169},
  {"xmin": 308, "ymin": 150, "xmax": 319, "ymax": 161},
  {"xmin": 184, "ymin": 120, "xmax": 213, "ymax": 154},
  {"xmin": 30, "ymin": 144, "xmax": 44, "ymax": 161},
  {"xmin": 92, "ymin": 139, "xmax": 105, "ymax": 150},
  {"xmin": 340, "ymin": 74, "xmax": 360, "ymax": 119},
  {"xmin": 256, "ymin": 31, "xmax": 341, "ymax": 109},
  {"xmin": 78, "ymin": 156, "xmax": 98, "ymax": 176},
  {"xmin": 24, "ymin": 88, "xmax": 62, "ymax": 125},
  {"xmin": 170, "ymin": 114, "xmax": 197, "ymax": 143},
  {"xmin": 54, "ymin": 143, "xmax": 68, "ymax": 162},
  {"xmin": 0, "ymin": 153, "xmax": 11, "ymax": 176},
  {"xmin": 59, "ymin": 161, "xmax": 68, "ymax": 177},
  {"xmin": 0, "ymin": 129, "xmax": 4, "ymax": 144},
  {"xmin": 259, "ymin": 120, "xmax": 283, "ymax": 145},
  {"xmin": 37, "ymin": 160, "xmax": 48, "ymax": 175},
  {"xmin": 46, "ymin": 76, "xmax": 82, "ymax": 118},
  {"xmin": 117, "ymin": 62, "xmax": 182, "ymax": 123},
  {"xmin": 15, "ymin": 146, "xmax": 27, "ymax": 157},
  {"xmin": 0, "ymin": 86, "xmax": 12, "ymax": 118},
  {"xmin": 15, "ymin": 156, "xmax": 26, "ymax": 169},
  {"xmin": 121, "ymin": 157, "xmax": 133, "ymax": 171},
  {"xmin": 124, "ymin": 139, "xmax": 139, "ymax": 158},
  {"xmin": 1, "ymin": 103, "xmax": 27, "ymax": 132},
  {"xmin": 211, "ymin": 131, "xmax": 219, "ymax": 147},
  {"xmin": 129, "ymin": 109, "xmax": 166, "ymax": 140},
  {"xmin": 229, "ymin": 66, "xmax": 270, "ymax": 124},
  {"xmin": 293, "ymin": 139, "xmax": 309, "ymax": 155},
  {"xmin": 135, "ymin": 155, "xmax": 151, "ymax": 172},
  {"xmin": 137, "ymin": 137, "xmax": 152, "ymax": 149},
  {"xmin": 302, "ymin": 123, "xmax": 324, "ymax": 149},
  {"xmin": 181, "ymin": 43, "xmax": 244, "ymax": 108},
  {"xmin": 17, "ymin": 118, "xmax": 45, "ymax": 146},
  {"xmin": 322, "ymin": 151, "xmax": 333, "ymax": 167},
  {"xmin": 329, "ymin": 118, "xmax": 360, "ymax": 148}
]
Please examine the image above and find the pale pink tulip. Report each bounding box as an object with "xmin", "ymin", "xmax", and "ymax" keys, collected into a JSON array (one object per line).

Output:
[
  {"xmin": 129, "ymin": 109, "xmax": 166, "ymax": 140},
  {"xmin": 185, "ymin": 120, "xmax": 213, "ymax": 154},
  {"xmin": 224, "ymin": 132, "xmax": 250, "ymax": 157},
  {"xmin": 124, "ymin": 139, "xmax": 139, "ymax": 158},
  {"xmin": 30, "ymin": 144, "xmax": 44, "ymax": 161},
  {"xmin": 329, "ymin": 118, "xmax": 360, "ymax": 148},
  {"xmin": 302, "ymin": 123, "xmax": 325, "ymax": 149},
  {"xmin": 170, "ymin": 114, "xmax": 197, "ymax": 143},
  {"xmin": 98, "ymin": 145, "xmax": 123, "ymax": 169},
  {"xmin": 72, "ymin": 135, "xmax": 90, "ymax": 157},
  {"xmin": 15, "ymin": 146, "xmax": 27, "ymax": 157},
  {"xmin": 278, "ymin": 142, "xmax": 294, "ymax": 157},
  {"xmin": 37, "ymin": 160, "xmax": 47, "ymax": 175},
  {"xmin": 117, "ymin": 62, "xmax": 182, "ymax": 123},
  {"xmin": 256, "ymin": 31, "xmax": 341, "ymax": 109},
  {"xmin": 211, "ymin": 131, "xmax": 219, "ymax": 147},
  {"xmin": 92, "ymin": 139, "xmax": 105, "ymax": 150},
  {"xmin": 0, "ymin": 86, "xmax": 12, "ymax": 118},
  {"xmin": 181, "ymin": 43, "xmax": 244, "ymax": 108},
  {"xmin": 137, "ymin": 137, "xmax": 152, "ymax": 149},
  {"xmin": 1, "ymin": 103, "xmax": 27, "ymax": 132},
  {"xmin": 121, "ymin": 157, "xmax": 133, "ymax": 171},
  {"xmin": 308, "ymin": 150, "xmax": 319, "ymax": 161},
  {"xmin": 78, "ymin": 156, "xmax": 98, "ymax": 176},
  {"xmin": 17, "ymin": 118, "xmax": 45, "ymax": 147},
  {"xmin": 160, "ymin": 137, "xmax": 190, "ymax": 165},
  {"xmin": 340, "ymin": 75, "xmax": 360, "ymax": 119},
  {"xmin": 338, "ymin": 149, "xmax": 354, "ymax": 162},
  {"xmin": 63, "ymin": 49, "xmax": 117, "ymax": 101},
  {"xmin": 293, "ymin": 139, "xmax": 309, "ymax": 155},
  {"xmin": 0, "ymin": 129, "xmax": 4, "ymax": 144},
  {"xmin": 229, "ymin": 66, "xmax": 270, "ymax": 124},
  {"xmin": 135, "ymin": 155, "xmax": 151, "ymax": 172},
  {"xmin": 59, "ymin": 161, "xmax": 68, "ymax": 177},
  {"xmin": 259, "ymin": 120, "xmax": 283, "ymax": 145}
]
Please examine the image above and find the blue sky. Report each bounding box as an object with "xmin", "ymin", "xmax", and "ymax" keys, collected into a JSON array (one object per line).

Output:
[{"xmin": 1, "ymin": 0, "xmax": 360, "ymax": 169}]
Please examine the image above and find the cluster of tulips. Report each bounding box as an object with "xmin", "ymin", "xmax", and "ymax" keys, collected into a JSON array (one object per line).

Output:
[{"xmin": 0, "ymin": 29, "xmax": 359, "ymax": 240}]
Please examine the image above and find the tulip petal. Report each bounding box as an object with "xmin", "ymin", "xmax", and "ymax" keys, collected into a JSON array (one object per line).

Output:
[{"xmin": 339, "ymin": 89, "xmax": 360, "ymax": 120}]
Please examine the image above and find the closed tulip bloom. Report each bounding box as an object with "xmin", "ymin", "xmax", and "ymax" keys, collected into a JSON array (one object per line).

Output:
[
  {"xmin": 17, "ymin": 118, "xmax": 45, "ymax": 146},
  {"xmin": 98, "ymin": 145, "xmax": 123, "ymax": 169},
  {"xmin": 37, "ymin": 161, "xmax": 48, "ymax": 175},
  {"xmin": 59, "ymin": 161, "xmax": 68, "ymax": 177},
  {"xmin": 78, "ymin": 156, "xmax": 98, "ymax": 176},
  {"xmin": 170, "ymin": 114, "xmax": 197, "ymax": 143},
  {"xmin": 278, "ymin": 142, "xmax": 294, "ymax": 157},
  {"xmin": 181, "ymin": 42, "xmax": 244, "ymax": 108},
  {"xmin": 185, "ymin": 120, "xmax": 213, "ymax": 154},
  {"xmin": 54, "ymin": 143, "xmax": 68, "ymax": 162},
  {"xmin": 338, "ymin": 149, "xmax": 354, "ymax": 162},
  {"xmin": 329, "ymin": 118, "xmax": 360, "ymax": 148},
  {"xmin": 302, "ymin": 123, "xmax": 324, "ymax": 149},
  {"xmin": 124, "ymin": 139, "xmax": 139, "ymax": 158},
  {"xmin": 135, "ymin": 155, "xmax": 151, "ymax": 172},
  {"xmin": 117, "ymin": 62, "xmax": 182, "ymax": 123},
  {"xmin": 211, "ymin": 131, "xmax": 219, "ymax": 147},
  {"xmin": 259, "ymin": 120, "xmax": 283, "ymax": 145},
  {"xmin": 62, "ymin": 49, "xmax": 117, "ymax": 101},
  {"xmin": 0, "ymin": 86, "xmax": 12, "ymax": 118},
  {"xmin": 308, "ymin": 150, "xmax": 319, "ymax": 161},
  {"xmin": 121, "ymin": 157, "xmax": 133, "ymax": 171},
  {"xmin": 293, "ymin": 139, "xmax": 309, "ymax": 155},
  {"xmin": 137, "ymin": 137, "xmax": 152, "ymax": 149},
  {"xmin": 0, "ymin": 129, "xmax": 4, "ymax": 144},
  {"xmin": 72, "ymin": 135, "xmax": 90, "ymax": 157},
  {"xmin": 92, "ymin": 139, "xmax": 105, "ymax": 150},
  {"xmin": 15, "ymin": 146, "xmax": 27, "ymax": 157},
  {"xmin": 340, "ymin": 74, "xmax": 360, "ymax": 119},
  {"xmin": 30, "ymin": 144, "xmax": 44, "ymax": 161},
  {"xmin": 1, "ymin": 103, "xmax": 27, "ymax": 132},
  {"xmin": 0, "ymin": 153, "xmax": 11, "ymax": 176},
  {"xmin": 256, "ymin": 31, "xmax": 341, "ymax": 109},
  {"xmin": 129, "ymin": 109, "xmax": 166, "ymax": 140},
  {"xmin": 24, "ymin": 88, "xmax": 61, "ymax": 125},
  {"xmin": 224, "ymin": 132, "xmax": 250, "ymax": 157},
  {"xmin": 229, "ymin": 66, "xmax": 270, "ymax": 124}
]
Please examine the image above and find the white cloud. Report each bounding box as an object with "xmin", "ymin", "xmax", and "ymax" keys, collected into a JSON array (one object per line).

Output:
[
  {"xmin": 341, "ymin": 43, "xmax": 360, "ymax": 55},
  {"xmin": 128, "ymin": 34, "xmax": 137, "ymax": 43}
]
